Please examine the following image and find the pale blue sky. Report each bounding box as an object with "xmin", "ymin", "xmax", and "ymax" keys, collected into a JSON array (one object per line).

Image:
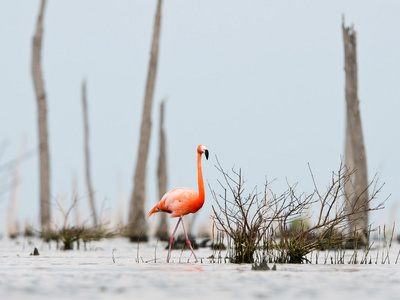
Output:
[{"xmin": 1, "ymin": 1, "xmax": 399, "ymax": 235}]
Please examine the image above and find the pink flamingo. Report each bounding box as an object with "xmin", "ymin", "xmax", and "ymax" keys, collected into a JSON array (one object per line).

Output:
[{"xmin": 147, "ymin": 144, "xmax": 209, "ymax": 262}]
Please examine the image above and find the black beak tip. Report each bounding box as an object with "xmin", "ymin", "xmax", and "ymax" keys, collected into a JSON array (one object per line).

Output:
[{"xmin": 205, "ymin": 149, "xmax": 209, "ymax": 160}]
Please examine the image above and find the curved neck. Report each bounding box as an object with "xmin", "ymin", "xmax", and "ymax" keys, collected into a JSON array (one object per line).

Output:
[{"xmin": 197, "ymin": 152, "xmax": 205, "ymax": 203}]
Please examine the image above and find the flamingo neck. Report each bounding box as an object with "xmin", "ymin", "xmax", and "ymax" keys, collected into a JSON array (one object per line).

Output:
[{"xmin": 197, "ymin": 152, "xmax": 205, "ymax": 206}]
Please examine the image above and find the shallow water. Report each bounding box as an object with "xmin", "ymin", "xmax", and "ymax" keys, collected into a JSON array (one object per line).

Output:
[{"xmin": 1, "ymin": 237, "xmax": 399, "ymax": 300}]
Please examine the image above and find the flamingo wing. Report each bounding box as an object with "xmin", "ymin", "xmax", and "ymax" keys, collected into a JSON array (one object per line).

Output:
[{"xmin": 158, "ymin": 187, "xmax": 199, "ymax": 218}]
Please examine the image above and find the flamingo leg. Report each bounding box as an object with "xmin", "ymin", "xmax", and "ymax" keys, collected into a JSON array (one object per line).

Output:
[
  {"xmin": 180, "ymin": 217, "xmax": 198, "ymax": 263},
  {"xmin": 167, "ymin": 217, "xmax": 181, "ymax": 263}
]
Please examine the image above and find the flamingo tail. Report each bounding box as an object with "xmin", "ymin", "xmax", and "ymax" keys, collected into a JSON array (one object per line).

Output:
[{"xmin": 147, "ymin": 204, "xmax": 159, "ymax": 218}]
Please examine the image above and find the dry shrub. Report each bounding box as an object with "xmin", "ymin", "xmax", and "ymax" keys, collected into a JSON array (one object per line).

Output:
[
  {"xmin": 43, "ymin": 196, "xmax": 115, "ymax": 250},
  {"xmin": 211, "ymin": 159, "xmax": 385, "ymax": 264}
]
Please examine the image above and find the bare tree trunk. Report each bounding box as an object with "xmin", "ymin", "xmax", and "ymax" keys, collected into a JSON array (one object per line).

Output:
[
  {"xmin": 7, "ymin": 136, "xmax": 26, "ymax": 238},
  {"xmin": 342, "ymin": 17, "xmax": 369, "ymax": 246},
  {"xmin": 116, "ymin": 172, "xmax": 125, "ymax": 230},
  {"xmin": 156, "ymin": 99, "xmax": 169, "ymax": 241},
  {"xmin": 128, "ymin": 0, "xmax": 163, "ymax": 241},
  {"xmin": 32, "ymin": 0, "xmax": 51, "ymax": 237},
  {"xmin": 72, "ymin": 173, "xmax": 81, "ymax": 228},
  {"xmin": 82, "ymin": 79, "xmax": 98, "ymax": 226}
]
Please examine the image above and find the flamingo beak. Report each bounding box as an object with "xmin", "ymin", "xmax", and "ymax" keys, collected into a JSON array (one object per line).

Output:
[{"xmin": 205, "ymin": 149, "xmax": 209, "ymax": 160}]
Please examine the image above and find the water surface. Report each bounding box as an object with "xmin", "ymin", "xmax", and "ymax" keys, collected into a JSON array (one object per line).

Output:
[{"xmin": 1, "ymin": 237, "xmax": 399, "ymax": 299}]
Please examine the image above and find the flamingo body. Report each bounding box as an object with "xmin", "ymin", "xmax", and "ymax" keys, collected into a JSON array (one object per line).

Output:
[
  {"xmin": 147, "ymin": 144, "xmax": 209, "ymax": 263},
  {"xmin": 147, "ymin": 187, "xmax": 203, "ymax": 218}
]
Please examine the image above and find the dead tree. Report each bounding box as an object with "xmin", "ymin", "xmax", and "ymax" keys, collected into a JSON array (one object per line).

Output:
[
  {"xmin": 116, "ymin": 172, "xmax": 125, "ymax": 230},
  {"xmin": 81, "ymin": 79, "xmax": 98, "ymax": 226},
  {"xmin": 128, "ymin": 0, "xmax": 163, "ymax": 241},
  {"xmin": 32, "ymin": 0, "xmax": 51, "ymax": 236},
  {"xmin": 342, "ymin": 17, "xmax": 369, "ymax": 245},
  {"xmin": 156, "ymin": 99, "xmax": 169, "ymax": 240},
  {"xmin": 7, "ymin": 136, "xmax": 26, "ymax": 238},
  {"xmin": 72, "ymin": 173, "xmax": 82, "ymax": 228}
]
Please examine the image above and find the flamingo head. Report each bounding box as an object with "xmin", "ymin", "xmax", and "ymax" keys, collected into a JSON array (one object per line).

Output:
[{"xmin": 197, "ymin": 144, "xmax": 209, "ymax": 160}]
